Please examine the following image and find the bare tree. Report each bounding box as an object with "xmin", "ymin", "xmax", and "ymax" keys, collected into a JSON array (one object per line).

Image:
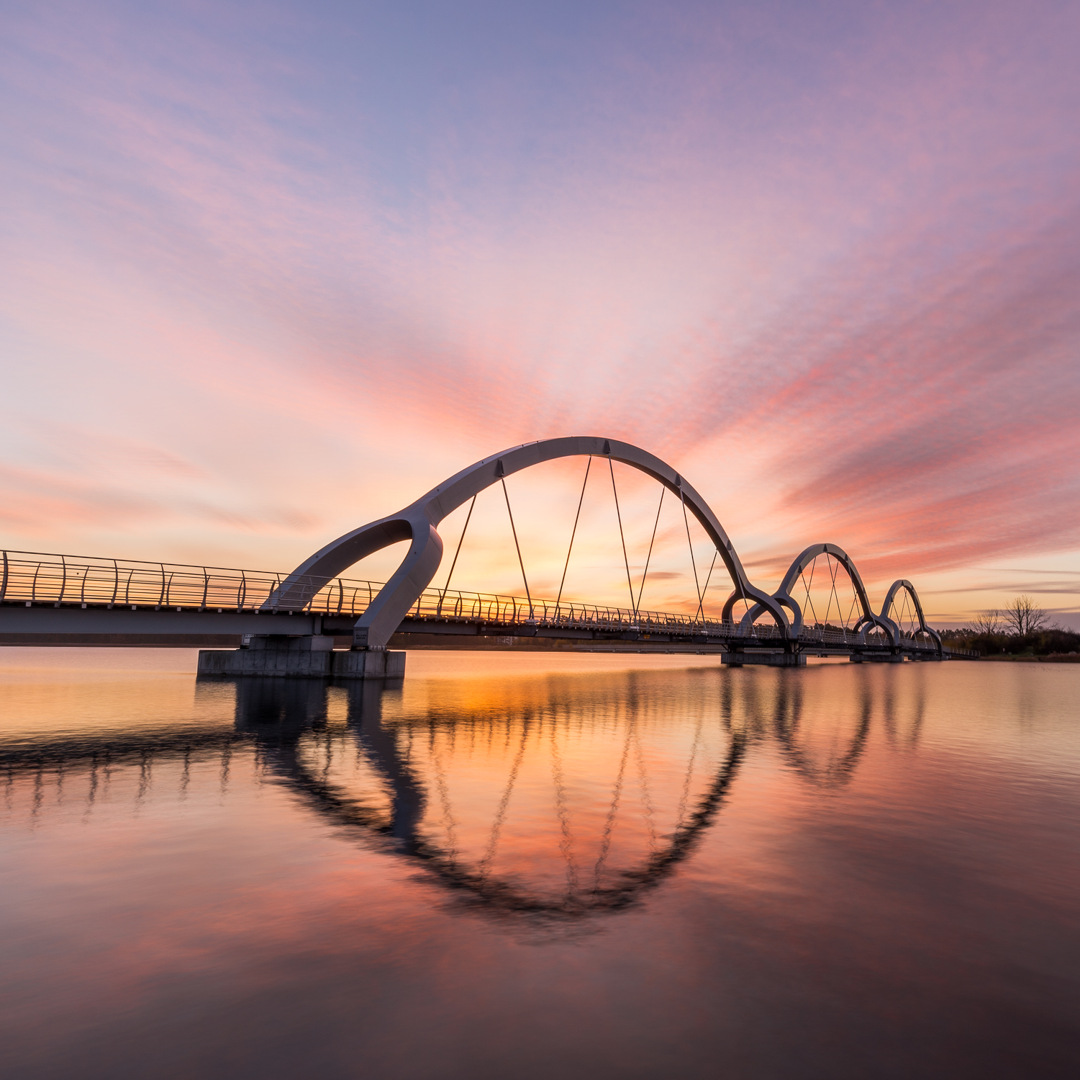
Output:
[
  {"xmin": 1002, "ymin": 595, "xmax": 1049, "ymax": 636},
  {"xmin": 971, "ymin": 609, "xmax": 1002, "ymax": 635}
]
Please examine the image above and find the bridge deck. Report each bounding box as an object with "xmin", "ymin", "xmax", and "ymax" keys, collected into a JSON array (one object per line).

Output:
[{"xmin": 0, "ymin": 550, "xmax": 962, "ymax": 657}]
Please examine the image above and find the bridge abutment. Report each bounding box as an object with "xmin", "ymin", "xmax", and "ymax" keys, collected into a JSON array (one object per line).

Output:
[{"xmin": 197, "ymin": 636, "xmax": 405, "ymax": 680}]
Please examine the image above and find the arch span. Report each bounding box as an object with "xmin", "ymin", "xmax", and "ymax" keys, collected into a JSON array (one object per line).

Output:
[
  {"xmin": 725, "ymin": 542, "xmax": 895, "ymax": 642},
  {"xmin": 265, "ymin": 436, "xmax": 790, "ymax": 648},
  {"xmin": 879, "ymin": 579, "xmax": 942, "ymax": 656}
]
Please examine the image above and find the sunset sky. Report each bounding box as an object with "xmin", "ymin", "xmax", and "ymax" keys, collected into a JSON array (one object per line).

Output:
[{"xmin": 2, "ymin": 0, "xmax": 1079, "ymax": 626}]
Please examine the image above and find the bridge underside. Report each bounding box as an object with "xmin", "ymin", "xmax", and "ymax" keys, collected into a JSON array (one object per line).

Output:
[{"xmin": 0, "ymin": 604, "xmax": 945, "ymax": 669}]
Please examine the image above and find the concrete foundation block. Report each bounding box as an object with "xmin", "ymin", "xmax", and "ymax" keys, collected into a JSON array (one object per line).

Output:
[
  {"xmin": 722, "ymin": 651, "xmax": 805, "ymax": 667},
  {"xmin": 198, "ymin": 644, "xmax": 332, "ymax": 677},
  {"xmin": 197, "ymin": 635, "xmax": 406, "ymax": 680},
  {"xmin": 331, "ymin": 649, "xmax": 406, "ymax": 680}
]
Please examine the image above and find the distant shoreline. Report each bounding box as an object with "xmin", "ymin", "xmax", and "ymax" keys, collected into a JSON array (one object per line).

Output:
[{"xmin": 973, "ymin": 654, "xmax": 1080, "ymax": 663}]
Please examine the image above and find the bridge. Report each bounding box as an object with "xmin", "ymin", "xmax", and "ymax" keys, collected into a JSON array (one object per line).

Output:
[{"xmin": 0, "ymin": 436, "xmax": 963, "ymax": 675}]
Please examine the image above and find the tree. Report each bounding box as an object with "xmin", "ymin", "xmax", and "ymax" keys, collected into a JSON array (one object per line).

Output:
[
  {"xmin": 1002, "ymin": 595, "xmax": 1049, "ymax": 636},
  {"xmin": 971, "ymin": 609, "xmax": 1002, "ymax": 635}
]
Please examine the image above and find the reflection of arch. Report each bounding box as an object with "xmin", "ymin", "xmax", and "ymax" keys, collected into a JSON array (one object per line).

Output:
[
  {"xmin": 263, "ymin": 437, "xmax": 790, "ymax": 647},
  {"xmin": 1, "ymin": 669, "xmax": 899, "ymax": 922},
  {"xmin": 881, "ymin": 666, "xmax": 927, "ymax": 749},
  {"xmin": 0, "ymin": 677, "xmax": 746, "ymax": 925},
  {"xmin": 229, "ymin": 678, "xmax": 428, "ymax": 841},
  {"xmin": 879, "ymin": 580, "xmax": 942, "ymax": 656},
  {"xmin": 725, "ymin": 542, "xmax": 893, "ymax": 643},
  {"xmin": 771, "ymin": 673, "xmax": 872, "ymax": 788},
  {"xmin": 251, "ymin": 679, "xmax": 747, "ymax": 920}
]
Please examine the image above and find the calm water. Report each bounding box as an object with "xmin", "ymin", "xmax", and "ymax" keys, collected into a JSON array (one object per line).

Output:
[{"xmin": 1, "ymin": 650, "xmax": 1078, "ymax": 1079}]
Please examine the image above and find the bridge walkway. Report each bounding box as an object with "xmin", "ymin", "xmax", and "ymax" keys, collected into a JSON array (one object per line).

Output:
[{"xmin": 0, "ymin": 550, "xmax": 960, "ymax": 659}]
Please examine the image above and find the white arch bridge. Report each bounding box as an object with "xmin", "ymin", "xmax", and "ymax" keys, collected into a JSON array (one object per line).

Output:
[{"xmin": 0, "ymin": 437, "xmax": 967, "ymax": 674}]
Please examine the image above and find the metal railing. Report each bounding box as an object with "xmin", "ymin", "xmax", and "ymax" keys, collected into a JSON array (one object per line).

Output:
[
  {"xmin": 0, "ymin": 549, "xmax": 771, "ymax": 638},
  {"xmin": 1, "ymin": 549, "xmax": 321, "ymax": 614},
  {"xmin": 0, "ymin": 549, "xmax": 945, "ymax": 650}
]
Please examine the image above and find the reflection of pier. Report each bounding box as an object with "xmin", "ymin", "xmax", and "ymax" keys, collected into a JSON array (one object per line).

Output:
[{"xmin": 0, "ymin": 671, "xmax": 916, "ymax": 921}]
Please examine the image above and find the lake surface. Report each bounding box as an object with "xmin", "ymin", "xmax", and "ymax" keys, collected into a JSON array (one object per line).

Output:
[{"xmin": 1, "ymin": 650, "xmax": 1078, "ymax": 1079}]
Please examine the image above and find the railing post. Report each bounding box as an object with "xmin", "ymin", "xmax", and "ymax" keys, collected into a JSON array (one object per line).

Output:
[{"xmin": 0, "ymin": 550, "xmax": 7, "ymax": 603}]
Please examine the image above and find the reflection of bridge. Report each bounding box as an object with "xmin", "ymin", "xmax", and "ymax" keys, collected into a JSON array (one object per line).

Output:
[
  {"xmin": 0, "ymin": 437, "xmax": 964, "ymax": 674},
  {"xmin": 0, "ymin": 671, "xmax": 911, "ymax": 923}
]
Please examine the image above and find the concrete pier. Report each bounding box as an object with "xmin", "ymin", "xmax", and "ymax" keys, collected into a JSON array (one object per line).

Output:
[
  {"xmin": 722, "ymin": 651, "xmax": 806, "ymax": 667},
  {"xmin": 197, "ymin": 635, "xmax": 405, "ymax": 679}
]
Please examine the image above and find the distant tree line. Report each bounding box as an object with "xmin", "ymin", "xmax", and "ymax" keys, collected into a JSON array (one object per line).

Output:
[{"xmin": 940, "ymin": 595, "xmax": 1079, "ymax": 657}]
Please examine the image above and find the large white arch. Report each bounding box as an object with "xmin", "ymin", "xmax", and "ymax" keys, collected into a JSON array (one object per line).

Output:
[{"xmin": 264, "ymin": 436, "xmax": 791, "ymax": 648}]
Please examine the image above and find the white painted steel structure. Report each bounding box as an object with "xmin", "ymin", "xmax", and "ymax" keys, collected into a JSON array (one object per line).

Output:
[
  {"xmin": 0, "ymin": 437, "xmax": 951, "ymax": 659},
  {"xmin": 270, "ymin": 436, "xmax": 942, "ymax": 655}
]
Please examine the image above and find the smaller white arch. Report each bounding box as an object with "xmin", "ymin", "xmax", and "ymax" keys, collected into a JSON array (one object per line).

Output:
[
  {"xmin": 879, "ymin": 579, "xmax": 942, "ymax": 655},
  {"xmin": 729, "ymin": 543, "xmax": 894, "ymax": 642}
]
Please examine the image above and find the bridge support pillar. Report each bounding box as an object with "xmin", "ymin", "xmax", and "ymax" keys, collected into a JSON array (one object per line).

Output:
[
  {"xmin": 722, "ymin": 651, "xmax": 805, "ymax": 667},
  {"xmin": 197, "ymin": 636, "xmax": 405, "ymax": 680},
  {"xmin": 849, "ymin": 653, "xmax": 904, "ymax": 663},
  {"xmin": 331, "ymin": 648, "xmax": 406, "ymax": 679}
]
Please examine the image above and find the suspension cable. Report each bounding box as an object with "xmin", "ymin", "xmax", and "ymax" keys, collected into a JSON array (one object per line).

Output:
[
  {"xmin": 608, "ymin": 457, "xmax": 636, "ymax": 616},
  {"xmin": 825, "ymin": 556, "xmax": 840, "ymax": 628},
  {"xmin": 555, "ymin": 456, "xmax": 591, "ymax": 612},
  {"xmin": 634, "ymin": 486, "xmax": 664, "ymax": 617},
  {"xmin": 500, "ymin": 476, "xmax": 533, "ymax": 618},
  {"xmin": 681, "ymin": 489, "xmax": 703, "ymax": 622},
  {"xmin": 802, "ymin": 558, "xmax": 818, "ymax": 627},
  {"xmin": 695, "ymin": 549, "xmax": 718, "ymax": 624},
  {"xmin": 846, "ymin": 582, "xmax": 860, "ymax": 629},
  {"xmin": 439, "ymin": 494, "xmax": 476, "ymax": 607}
]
